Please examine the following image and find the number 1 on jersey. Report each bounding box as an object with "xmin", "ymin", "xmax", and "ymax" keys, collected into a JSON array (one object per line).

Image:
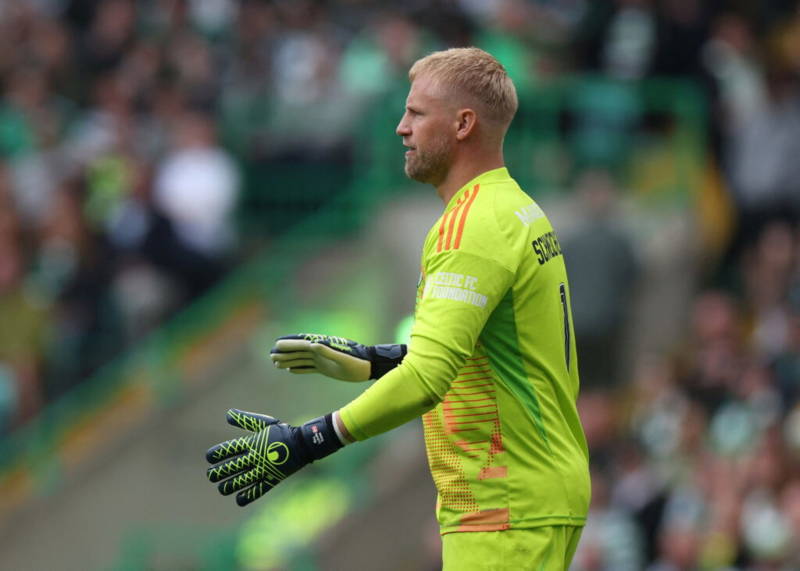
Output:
[{"xmin": 559, "ymin": 283, "xmax": 571, "ymax": 372}]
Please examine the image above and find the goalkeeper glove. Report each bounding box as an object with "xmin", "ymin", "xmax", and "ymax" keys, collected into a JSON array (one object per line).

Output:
[
  {"xmin": 270, "ymin": 333, "xmax": 407, "ymax": 382},
  {"xmin": 206, "ymin": 408, "xmax": 342, "ymax": 506}
]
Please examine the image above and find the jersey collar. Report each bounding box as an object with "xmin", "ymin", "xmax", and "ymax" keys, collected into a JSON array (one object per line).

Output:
[{"xmin": 445, "ymin": 167, "xmax": 510, "ymax": 211}]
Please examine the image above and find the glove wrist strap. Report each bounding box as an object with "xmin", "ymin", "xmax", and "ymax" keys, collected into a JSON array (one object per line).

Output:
[
  {"xmin": 298, "ymin": 413, "xmax": 344, "ymax": 461},
  {"xmin": 368, "ymin": 344, "xmax": 408, "ymax": 379}
]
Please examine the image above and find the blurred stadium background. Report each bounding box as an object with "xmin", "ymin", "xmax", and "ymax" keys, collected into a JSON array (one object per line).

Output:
[{"xmin": 0, "ymin": 0, "xmax": 800, "ymax": 569}]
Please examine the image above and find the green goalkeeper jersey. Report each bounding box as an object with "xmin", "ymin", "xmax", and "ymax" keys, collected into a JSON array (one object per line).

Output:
[{"xmin": 339, "ymin": 167, "xmax": 589, "ymax": 534}]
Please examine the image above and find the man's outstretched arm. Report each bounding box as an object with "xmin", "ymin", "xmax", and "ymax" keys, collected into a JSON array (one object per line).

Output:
[{"xmin": 207, "ymin": 251, "xmax": 512, "ymax": 505}]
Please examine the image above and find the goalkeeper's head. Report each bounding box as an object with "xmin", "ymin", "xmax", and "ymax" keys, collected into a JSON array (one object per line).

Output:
[{"xmin": 396, "ymin": 47, "xmax": 518, "ymax": 195}]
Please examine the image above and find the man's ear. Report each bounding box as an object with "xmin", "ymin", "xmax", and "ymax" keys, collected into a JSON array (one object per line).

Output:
[{"xmin": 455, "ymin": 109, "xmax": 477, "ymax": 141}]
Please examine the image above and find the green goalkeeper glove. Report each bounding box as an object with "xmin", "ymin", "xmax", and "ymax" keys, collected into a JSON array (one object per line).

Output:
[
  {"xmin": 206, "ymin": 408, "xmax": 343, "ymax": 506},
  {"xmin": 270, "ymin": 333, "xmax": 407, "ymax": 382}
]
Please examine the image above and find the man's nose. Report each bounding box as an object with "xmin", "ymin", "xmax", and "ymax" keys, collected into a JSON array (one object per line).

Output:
[{"xmin": 396, "ymin": 118, "xmax": 410, "ymax": 137}]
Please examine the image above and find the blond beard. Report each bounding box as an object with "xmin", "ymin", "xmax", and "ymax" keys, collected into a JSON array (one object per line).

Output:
[{"xmin": 404, "ymin": 135, "xmax": 453, "ymax": 186}]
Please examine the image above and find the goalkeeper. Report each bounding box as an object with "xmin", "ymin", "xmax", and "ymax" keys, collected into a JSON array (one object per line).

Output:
[{"xmin": 206, "ymin": 47, "xmax": 589, "ymax": 570}]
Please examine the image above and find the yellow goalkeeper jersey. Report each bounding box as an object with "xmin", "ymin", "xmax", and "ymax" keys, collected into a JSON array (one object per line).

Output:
[
  {"xmin": 414, "ymin": 167, "xmax": 589, "ymax": 534},
  {"xmin": 339, "ymin": 167, "xmax": 589, "ymax": 535}
]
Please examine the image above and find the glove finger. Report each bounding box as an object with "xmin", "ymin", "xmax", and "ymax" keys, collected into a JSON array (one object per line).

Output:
[
  {"xmin": 207, "ymin": 451, "xmax": 253, "ymax": 482},
  {"xmin": 206, "ymin": 436, "xmax": 249, "ymax": 463},
  {"xmin": 271, "ymin": 339, "xmax": 313, "ymax": 354},
  {"xmin": 217, "ymin": 467, "xmax": 259, "ymax": 495},
  {"xmin": 236, "ymin": 479, "xmax": 275, "ymax": 507},
  {"xmin": 271, "ymin": 351, "xmax": 314, "ymax": 364},
  {"xmin": 273, "ymin": 357, "xmax": 316, "ymax": 370},
  {"xmin": 226, "ymin": 409, "xmax": 278, "ymax": 432},
  {"xmin": 287, "ymin": 367, "xmax": 318, "ymax": 375},
  {"xmin": 271, "ymin": 350, "xmax": 313, "ymax": 363}
]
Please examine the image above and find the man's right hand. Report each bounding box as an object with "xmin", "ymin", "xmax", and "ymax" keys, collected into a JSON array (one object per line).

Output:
[{"xmin": 270, "ymin": 334, "xmax": 406, "ymax": 382}]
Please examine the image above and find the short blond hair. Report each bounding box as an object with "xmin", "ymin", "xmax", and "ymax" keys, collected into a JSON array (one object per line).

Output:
[{"xmin": 409, "ymin": 47, "xmax": 518, "ymax": 127}]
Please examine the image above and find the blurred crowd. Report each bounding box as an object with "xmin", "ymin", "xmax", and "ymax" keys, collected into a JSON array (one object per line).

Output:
[
  {"xmin": 1, "ymin": 0, "xmax": 800, "ymax": 568},
  {"xmin": 573, "ymin": 223, "xmax": 800, "ymax": 570},
  {"xmin": 0, "ymin": 0, "xmax": 245, "ymax": 431},
  {"xmin": 559, "ymin": 2, "xmax": 800, "ymax": 569}
]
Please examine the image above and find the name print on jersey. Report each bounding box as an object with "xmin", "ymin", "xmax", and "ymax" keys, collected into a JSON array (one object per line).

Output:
[
  {"xmin": 514, "ymin": 202, "xmax": 545, "ymax": 226},
  {"xmin": 424, "ymin": 271, "xmax": 488, "ymax": 308},
  {"xmin": 532, "ymin": 231, "xmax": 563, "ymax": 265}
]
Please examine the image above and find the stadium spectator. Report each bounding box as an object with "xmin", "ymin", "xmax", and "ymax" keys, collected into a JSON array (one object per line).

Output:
[
  {"xmin": 723, "ymin": 25, "xmax": 800, "ymax": 251},
  {"xmin": 0, "ymin": 212, "xmax": 47, "ymax": 425},
  {"xmin": 574, "ymin": 0, "xmax": 659, "ymax": 81},
  {"xmin": 562, "ymin": 169, "xmax": 639, "ymax": 391},
  {"xmin": 153, "ymin": 110, "xmax": 240, "ymax": 297}
]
